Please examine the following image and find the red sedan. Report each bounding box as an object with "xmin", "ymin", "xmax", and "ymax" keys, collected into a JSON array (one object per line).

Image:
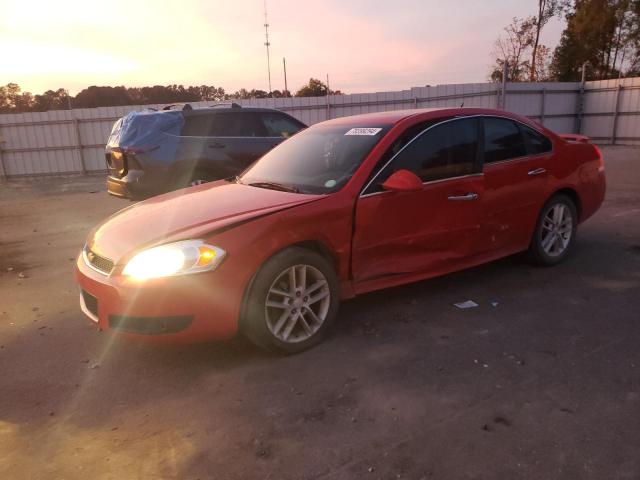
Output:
[{"xmin": 76, "ymin": 108, "xmax": 606, "ymax": 353}]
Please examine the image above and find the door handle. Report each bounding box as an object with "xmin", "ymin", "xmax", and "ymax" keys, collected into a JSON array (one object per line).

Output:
[
  {"xmin": 447, "ymin": 192, "xmax": 478, "ymax": 201},
  {"xmin": 209, "ymin": 142, "xmax": 226, "ymax": 149},
  {"xmin": 528, "ymin": 167, "xmax": 546, "ymax": 176}
]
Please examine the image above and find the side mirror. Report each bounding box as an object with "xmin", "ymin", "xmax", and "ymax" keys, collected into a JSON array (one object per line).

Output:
[{"xmin": 381, "ymin": 169, "xmax": 423, "ymax": 192}]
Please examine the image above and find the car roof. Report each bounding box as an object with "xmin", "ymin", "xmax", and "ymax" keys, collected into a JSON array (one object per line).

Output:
[
  {"xmin": 186, "ymin": 107, "xmax": 287, "ymax": 115},
  {"xmin": 319, "ymin": 107, "xmax": 534, "ymax": 128}
]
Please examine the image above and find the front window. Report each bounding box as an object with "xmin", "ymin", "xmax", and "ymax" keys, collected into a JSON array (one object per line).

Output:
[
  {"xmin": 239, "ymin": 124, "xmax": 390, "ymax": 194},
  {"xmin": 364, "ymin": 117, "xmax": 479, "ymax": 194}
]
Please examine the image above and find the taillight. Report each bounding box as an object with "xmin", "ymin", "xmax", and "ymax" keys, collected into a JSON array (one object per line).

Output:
[
  {"xmin": 593, "ymin": 145, "xmax": 604, "ymax": 172},
  {"xmin": 122, "ymin": 146, "xmax": 157, "ymax": 170},
  {"xmin": 124, "ymin": 152, "xmax": 142, "ymax": 170}
]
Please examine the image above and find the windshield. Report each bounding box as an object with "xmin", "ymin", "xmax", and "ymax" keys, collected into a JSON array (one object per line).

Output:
[{"xmin": 239, "ymin": 124, "xmax": 390, "ymax": 194}]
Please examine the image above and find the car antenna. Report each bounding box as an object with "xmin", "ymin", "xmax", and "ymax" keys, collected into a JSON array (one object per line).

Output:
[{"xmin": 460, "ymin": 102, "xmax": 464, "ymax": 107}]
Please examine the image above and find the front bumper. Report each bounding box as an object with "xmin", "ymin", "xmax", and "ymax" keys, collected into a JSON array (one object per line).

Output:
[{"xmin": 75, "ymin": 253, "xmax": 241, "ymax": 343}]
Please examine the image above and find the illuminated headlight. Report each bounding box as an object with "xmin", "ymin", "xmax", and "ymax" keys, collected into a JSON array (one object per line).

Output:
[{"xmin": 122, "ymin": 240, "xmax": 226, "ymax": 280}]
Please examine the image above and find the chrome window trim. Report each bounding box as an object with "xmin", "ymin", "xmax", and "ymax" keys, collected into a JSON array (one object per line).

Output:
[
  {"xmin": 359, "ymin": 114, "xmax": 553, "ymax": 197},
  {"xmin": 360, "ymin": 173, "xmax": 484, "ymax": 199},
  {"xmin": 482, "ymin": 151, "xmax": 551, "ymax": 167}
]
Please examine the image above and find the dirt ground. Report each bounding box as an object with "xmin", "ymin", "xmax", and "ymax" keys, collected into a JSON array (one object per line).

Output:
[{"xmin": 1, "ymin": 146, "xmax": 639, "ymax": 480}]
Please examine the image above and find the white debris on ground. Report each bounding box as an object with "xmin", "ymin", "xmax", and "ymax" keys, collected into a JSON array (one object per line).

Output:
[{"xmin": 454, "ymin": 300, "xmax": 479, "ymax": 309}]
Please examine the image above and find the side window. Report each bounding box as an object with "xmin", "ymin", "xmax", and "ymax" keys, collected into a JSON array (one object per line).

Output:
[
  {"xmin": 369, "ymin": 118, "xmax": 478, "ymax": 192},
  {"xmin": 261, "ymin": 113, "xmax": 304, "ymax": 138},
  {"xmin": 181, "ymin": 114, "xmax": 215, "ymax": 136},
  {"xmin": 209, "ymin": 112, "xmax": 267, "ymax": 137},
  {"xmin": 521, "ymin": 124, "xmax": 552, "ymax": 155},
  {"xmin": 360, "ymin": 121, "xmax": 435, "ymax": 193},
  {"xmin": 483, "ymin": 117, "xmax": 527, "ymax": 163}
]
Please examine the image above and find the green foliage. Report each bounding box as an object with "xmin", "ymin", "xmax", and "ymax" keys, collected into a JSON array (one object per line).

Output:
[
  {"xmin": 550, "ymin": 0, "xmax": 640, "ymax": 80},
  {"xmin": 0, "ymin": 84, "xmax": 228, "ymax": 113},
  {"xmin": 0, "ymin": 79, "xmax": 342, "ymax": 113},
  {"xmin": 0, "ymin": 83, "xmax": 48, "ymax": 113},
  {"xmin": 295, "ymin": 78, "xmax": 342, "ymax": 97}
]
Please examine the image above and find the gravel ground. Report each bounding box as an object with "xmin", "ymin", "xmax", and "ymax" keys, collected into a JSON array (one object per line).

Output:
[{"xmin": 0, "ymin": 146, "xmax": 639, "ymax": 480}]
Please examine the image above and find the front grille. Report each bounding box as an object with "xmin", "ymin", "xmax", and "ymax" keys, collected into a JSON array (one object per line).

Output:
[
  {"xmin": 81, "ymin": 290, "xmax": 98, "ymax": 317},
  {"xmin": 84, "ymin": 247, "xmax": 114, "ymax": 274}
]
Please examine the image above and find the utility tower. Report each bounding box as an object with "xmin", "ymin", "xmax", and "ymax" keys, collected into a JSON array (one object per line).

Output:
[{"xmin": 263, "ymin": 1, "xmax": 272, "ymax": 94}]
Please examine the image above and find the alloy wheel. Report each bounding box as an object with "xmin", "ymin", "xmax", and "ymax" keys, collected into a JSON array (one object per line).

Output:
[
  {"xmin": 541, "ymin": 203, "xmax": 573, "ymax": 257},
  {"xmin": 264, "ymin": 264, "xmax": 331, "ymax": 343}
]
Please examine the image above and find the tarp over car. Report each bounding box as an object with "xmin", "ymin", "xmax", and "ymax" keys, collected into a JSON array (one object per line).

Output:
[{"xmin": 107, "ymin": 110, "xmax": 185, "ymax": 163}]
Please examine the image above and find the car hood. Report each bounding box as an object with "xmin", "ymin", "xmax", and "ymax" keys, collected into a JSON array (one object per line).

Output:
[{"xmin": 88, "ymin": 181, "xmax": 322, "ymax": 262}]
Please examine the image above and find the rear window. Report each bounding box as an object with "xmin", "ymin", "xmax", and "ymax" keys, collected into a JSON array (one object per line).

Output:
[
  {"xmin": 181, "ymin": 112, "xmax": 269, "ymax": 137},
  {"xmin": 210, "ymin": 112, "xmax": 267, "ymax": 137},
  {"xmin": 181, "ymin": 114, "xmax": 216, "ymax": 137},
  {"xmin": 483, "ymin": 117, "xmax": 527, "ymax": 163},
  {"xmin": 522, "ymin": 124, "xmax": 552, "ymax": 155}
]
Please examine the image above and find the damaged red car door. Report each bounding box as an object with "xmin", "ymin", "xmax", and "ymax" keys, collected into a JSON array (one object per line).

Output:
[{"xmin": 351, "ymin": 117, "xmax": 485, "ymax": 291}]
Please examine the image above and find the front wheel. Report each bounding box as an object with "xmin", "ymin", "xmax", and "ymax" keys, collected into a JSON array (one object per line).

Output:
[
  {"xmin": 177, "ymin": 167, "xmax": 219, "ymax": 189},
  {"xmin": 243, "ymin": 247, "xmax": 340, "ymax": 354},
  {"xmin": 529, "ymin": 194, "xmax": 578, "ymax": 266}
]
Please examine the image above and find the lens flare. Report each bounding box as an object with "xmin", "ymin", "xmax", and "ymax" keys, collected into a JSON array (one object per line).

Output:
[
  {"xmin": 121, "ymin": 240, "xmax": 226, "ymax": 281},
  {"xmin": 123, "ymin": 246, "xmax": 186, "ymax": 280}
]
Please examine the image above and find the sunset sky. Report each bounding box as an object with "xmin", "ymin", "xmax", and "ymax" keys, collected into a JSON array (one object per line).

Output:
[{"xmin": 1, "ymin": 0, "xmax": 565, "ymax": 95}]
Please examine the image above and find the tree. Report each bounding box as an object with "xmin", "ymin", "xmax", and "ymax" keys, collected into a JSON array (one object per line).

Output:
[
  {"xmin": 550, "ymin": 0, "xmax": 640, "ymax": 80},
  {"xmin": 533, "ymin": 45, "xmax": 553, "ymax": 80},
  {"xmin": 0, "ymin": 81, "xmax": 337, "ymax": 113},
  {"xmin": 295, "ymin": 78, "xmax": 342, "ymax": 97},
  {"xmin": 74, "ymin": 86, "xmax": 132, "ymax": 108},
  {"xmin": 489, "ymin": 17, "xmax": 536, "ymax": 82},
  {"xmin": 530, "ymin": 0, "xmax": 566, "ymax": 80},
  {"xmin": 0, "ymin": 85, "xmax": 10, "ymax": 112},
  {"xmin": 0, "ymin": 83, "xmax": 35, "ymax": 112},
  {"xmin": 33, "ymin": 89, "xmax": 71, "ymax": 111}
]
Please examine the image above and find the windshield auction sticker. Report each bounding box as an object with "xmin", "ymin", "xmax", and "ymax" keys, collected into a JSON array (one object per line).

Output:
[{"xmin": 345, "ymin": 128, "xmax": 382, "ymax": 136}]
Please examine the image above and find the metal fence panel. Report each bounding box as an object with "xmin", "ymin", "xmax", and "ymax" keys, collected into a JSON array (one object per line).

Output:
[{"xmin": 1, "ymin": 78, "xmax": 639, "ymax": 177}]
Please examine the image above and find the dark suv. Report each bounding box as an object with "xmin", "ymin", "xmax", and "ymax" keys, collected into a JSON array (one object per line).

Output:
[{"xmin": 105, "ymin": 103, "xmax": 306, "ymax": 199}]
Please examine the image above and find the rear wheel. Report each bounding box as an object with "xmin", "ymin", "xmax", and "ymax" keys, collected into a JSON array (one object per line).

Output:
[
  {"xmin": 243, "ymin": 247, "xmax": 340, "ymax": 354},
  {"xmin": 529, "ymin": 194, "xmax": 577, "ymax": 266}
]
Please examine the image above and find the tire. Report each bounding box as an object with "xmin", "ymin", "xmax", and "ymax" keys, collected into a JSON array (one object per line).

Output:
[
  {"xmin": 177, "ymin": 167, "xmax": 219, "ymax": 188},
  {"xmin": 242, "ymin": 247, "xmax": 340, "ymax": 354},
  {"xmin": 529, "ymin": 194, "xmax": 578, "ymax": 266}
]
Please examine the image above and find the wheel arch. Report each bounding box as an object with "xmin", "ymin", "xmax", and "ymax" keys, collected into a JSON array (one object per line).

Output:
[
  {"xmin": 289, "ymin": 240, "xmax": 340, "ymax": 273},
  {"xmin": 237, "ymin": 240, "xmax": 340, "ymax": 335},
  {"xmin": 549, "ymin": 187, "xmax": 582, "ymax": 222}
]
